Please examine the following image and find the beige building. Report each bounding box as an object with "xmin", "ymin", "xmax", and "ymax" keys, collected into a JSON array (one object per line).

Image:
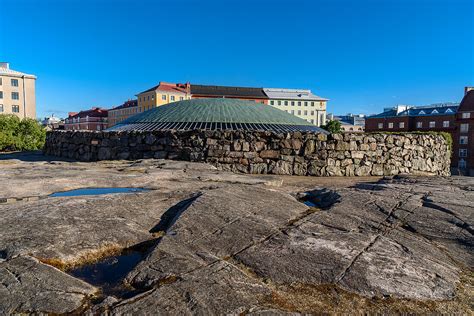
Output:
[
  {"xmin": 263, "ymin": 88, "xmax": 328, "ymax": 126},
  {"xmin": 0, "ymin": 62, "xmax": 36, "ymax": 119},
  {"xmin": 137, "ymin": 82, "xmax": 191, "ymax": 113},
  {"xmin": 108, "ymin": 99, "xmax": 138, "ymax": 127}
]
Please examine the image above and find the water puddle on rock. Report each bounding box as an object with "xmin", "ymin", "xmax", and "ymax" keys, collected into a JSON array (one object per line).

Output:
[
  {"xmin": 49, "ymin": 187, "xmax": 149, "ymax": 197},
  {"xmin": 69, "ymin": 249, "xmax": 147, "ymax": 299}
]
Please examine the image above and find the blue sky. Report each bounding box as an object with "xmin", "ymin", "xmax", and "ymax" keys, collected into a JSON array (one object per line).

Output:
[{"xmin": 1, "ymin": 0, "xmax": 473, "ymax": 118}]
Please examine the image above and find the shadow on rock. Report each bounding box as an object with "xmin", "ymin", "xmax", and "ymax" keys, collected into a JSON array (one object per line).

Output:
[{"xmin": 297, "ymin": 189, "xmax": 341, "ymax": 210}]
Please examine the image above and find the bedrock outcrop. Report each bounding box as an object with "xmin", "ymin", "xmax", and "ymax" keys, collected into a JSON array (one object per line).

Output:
[{"xmin": 0, "ymin": 152, "xmax": 471, "ymax": 314}]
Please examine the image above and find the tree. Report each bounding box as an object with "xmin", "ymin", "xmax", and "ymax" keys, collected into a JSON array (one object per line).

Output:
[
  {"xmin": 320, "ymin": 120, "xmax": 342, "ymax": 134},
  {"xmin": 0, "ymin": 115, "xmax": 46, "ymax": 151}
]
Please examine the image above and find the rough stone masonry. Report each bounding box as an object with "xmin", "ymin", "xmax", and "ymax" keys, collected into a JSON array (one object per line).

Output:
[{"xmin": 45, "ymin": 130, "xmax": 451, "ymax": 176}]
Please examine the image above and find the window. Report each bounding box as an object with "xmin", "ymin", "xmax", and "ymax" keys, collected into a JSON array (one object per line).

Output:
[
  {"xmin": 416, "ymin": 121, "xmax": 422, "ymax": 128},
  {"xmin": 429, "ymin": 121, "xmax": 436, "ymax": 128},
  {"xmin": 443, "ymin": 121, "xmax": 450, "ymax": 128},
  {"xmin": 388, "ymin": 122, "xmax": 394, "ymax": 129},
  {"xmin": 462, "ymin": 112, "xmax": 471, "ymax": 119},
  {"xmin": 11, "ymin": 79, "xmax": 18, "ymax": 87},
  {"xmin": 0, "ymin": 91, "xmax": 2, "ymax": 99},
  {"xmin": 270, "ymin": 100, "xmax": 274, "ymax": 105},
  {"xmin": 304, "ymin": 102, "xmax": 308, "ymax": 106},
  {"xmin": 378, "ymin": 123, "xmax": 383, "ymax": 129},
  {"xmin": 459, "ymin": 149, "xmax": 468, "ymax": 157},
  {"xmin": 459, "ymin": 159, "xmax": 466, "ymax": 169},
  {"xmin": 297, "ymin": 110, "xmax": 301, "ymax": 115},
  {"xmin": 162, "ymin": 95, "xmax": 166, "ymax": 100},
  {"xmin": 12, "ymin": 105, "xmax": 19, "ymax": 113},
  {"xmin": 304, "ymin": 110, "xmax": 308, "ymax": 115},
  {"xmin": 311, "ymin": 102, "xmax": 314, "ymax": 106},
  {"xmin": 291, "ymin": 110, "xmax": 295, "ymax": 114},
  {"xmin": 460, "ymin": 136, "xmax": 468, "ymax": 145},
  {"xmin": 147, "ymin": 96, "xmax": 150, "ymax": 101},
  {"xmin": 277, "ymin": 100, "xmax": 281, "ymax": 105},
  {"xmin": 284, "ymin": 101, "xmax": 288, "ymax": 106},
  {"xmin": 311, "ymin": 119, "xmax": 314, "ymax": 124},
  {"xmin": 445, "ymin": 108, "xmax": 453, "ymax": 113},
  {"xmin": 298, "ymin": 101, "xmax": 301, "ymax": 106},
  {"xmin": 460, "ymin": 123, "xmax": 469, "ymax": 133},
  {"xmin": 96, "ymin": 125, "xmax": 101, "ymax": 131},
  {"xmin": 399, "ymin": 122, "xmax": 405, "ymax": 128},
  {"xmin": 0, "ymin": 104, "xmax": 3, "ymax": 112},
  {"xmin": 11, "ymin": 92, "xmax": 19, "ymax": 100},
  {"xmin": 180, "ymin": 97, "xmax": 184, "ymax": 101},
  {"xmin": 291, "ymin": 101, "xmax": 295, "ymax": 106},
  {"xmin": 171, "ymin": 96, "xmax": 175, "ymax": 101},
  {"xmin": 0, "ymin": 78, "xmax": 2, "ymax": 85},
  {"xmin": 431, "ymin": 109, "xmax": 438, "ymax": 114},
  {"xmin": 151, "ymin": 95, "xmax": 154, "ymax": 100},
  {"xmin": 419, "ymin": 110, "xmax": 426, "ymax": 115},
  {"xmin": 311, "ymin": 111, "xmax": 314, "ymax": 115}
]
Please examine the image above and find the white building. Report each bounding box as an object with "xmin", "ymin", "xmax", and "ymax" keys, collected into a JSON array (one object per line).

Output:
[{"xmin": 264, "ymin": 88, "xmax": 328, "ymax": 126}]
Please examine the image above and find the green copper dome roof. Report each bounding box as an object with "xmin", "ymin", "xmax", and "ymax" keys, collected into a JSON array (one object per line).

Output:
[{"xmin": 109, "ymin": 98, "xmax": 327, "ymax": 133}]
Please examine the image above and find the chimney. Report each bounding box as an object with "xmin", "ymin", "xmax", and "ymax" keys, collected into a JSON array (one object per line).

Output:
[
  {"xmin": 0, "ymin": 62, "xmax": 9, "ymax": 69},
  {"xmin": 465, "ymin": 86, "xmax": 474, "ymax": 95}
]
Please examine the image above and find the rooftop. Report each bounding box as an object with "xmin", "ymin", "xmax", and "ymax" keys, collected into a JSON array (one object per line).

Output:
[
  {"xmin": 190, "ymin": 84, "xmax": 267, "ymax": 99},
  {"xmin": 368, "ymin": 103, "xmax": 459, "ymax": 118},
  {"xmin": 110, "ymin": 100, "xmax": 138, "ymax": 111},
  {"xmin": 263, "ymin": 88, "xmax": 328, "ymax": 101},
  {"xmin": 108, "ymin": 98, "xmax": 326, "ymax": 133},
  {"xmin": 138, "ymin": 82, "xmax": 189, "ymax": 95},
  {"xmin": 0, "ymin": 62, "xmax": 36, "ymax": 79},
  {"xmin": 67, "ymin": 107, "xmax": 108, "ymax": 119}
]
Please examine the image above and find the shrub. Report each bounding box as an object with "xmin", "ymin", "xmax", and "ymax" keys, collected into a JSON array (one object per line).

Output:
[
  {"xmin": 0, "ymin": 115, "xmax": 46, "ymax": 151},
  {"xmin": 320, "ymin": 120, "xmax": 342, "ymax": 134}
]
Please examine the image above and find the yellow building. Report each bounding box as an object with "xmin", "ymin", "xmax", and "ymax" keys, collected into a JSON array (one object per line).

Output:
[
  {"xmin": 108, "ymin": 100, "xmax": 138, "ymax": 127},
  {"xmin": 0, "ymin": 62, "xmax": 36, "ymax": 119},
  {"xmin": 137, "ymin": 82, "xmax": 191, "ymax": 113}
]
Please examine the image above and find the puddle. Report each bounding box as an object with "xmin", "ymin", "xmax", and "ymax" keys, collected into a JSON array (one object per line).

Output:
[
  {"xmin": 49, "ymin": 187, "xmax": 149, "ymax": 197},
  {"xmin": 297, "ymin": 189, "xmax": 341, "ymax": 210},
  {"xmin": 69, "ymin": 249, "xmax": 147, "ymax": 299}
]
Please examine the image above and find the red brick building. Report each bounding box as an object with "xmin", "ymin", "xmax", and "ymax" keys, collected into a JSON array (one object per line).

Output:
[
  {"xmin": 64, "ymin": 107, "xmax": 108, "ymax": 131},
  {"xmin": 366, "ymin": 87, "xmax": 474, "ymax": 175}
]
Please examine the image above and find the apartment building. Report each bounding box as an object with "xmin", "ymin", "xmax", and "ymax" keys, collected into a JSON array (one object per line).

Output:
[
  {"xmin": 264, "ymin": 88, "xmax": 328, "ymax": 126},
  {"xmin": 190, "ymin": 84, "xmax": 268, "ymax": 104},
  {"xmin": 0, "ymin": 62, "xmax": 36, "ymax": 119},
  {"xmin": 137, "ymin": 82, "xmax": 191, "ymax": 113},
  {"xmin": 366, "ymin": 87, "xmax": 474, "ymax": 175},
  {"xmin": 108, "ymin": 100, "xmax": 138, "ymax": 127},
  {"xmin": 64, "ymin": 107, "xmax": 108, "ymax": 131}
]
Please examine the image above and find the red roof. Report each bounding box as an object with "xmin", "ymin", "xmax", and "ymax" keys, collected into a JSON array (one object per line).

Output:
[
  {"xmin": 110, "ymin": 99, "xmax": 138, "ymax": 111},
  {"xmin": 138, "ymin": 82, "xmax": 190, "ymax": 95},
  {"xmin": 68, "ymin": 107, "xmax": 108, "ymax": 119}
]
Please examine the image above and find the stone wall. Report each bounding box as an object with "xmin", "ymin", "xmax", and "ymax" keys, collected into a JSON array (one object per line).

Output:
[{"xmin": 44, "ymin": 130, "xmax": 451, "ymax": 176}]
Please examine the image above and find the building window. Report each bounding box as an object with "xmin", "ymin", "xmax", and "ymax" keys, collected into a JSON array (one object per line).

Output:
[
  {"xmin": 311, "ymin": 111, "xmax": 314, "ymax": 115},
  {"xmin": 462, "ymin": 112, "xmax": 471, "ymax": 119},
  {"xmin": 416, "ymin": 121, "xmax": 422, "ymax": 128},
  {"xmin": 460, "ymin": 136, "xmax": 468, "ymax": 145},
  {"xmin": 291, "ymin": 110, "xmax": 295, "ymax": 114},
  {"xmin": 297, "ymin": 110, "xmax": 301, "ymax": 115},
  {"xmin": 180, "ymin": 97, "xmax": 184, "ymax": 101},
  {"xmin": 171, "ymin": 96, "xmax": 175, "ymax": 101},
  {"xmin": 399, "ymin": 122, "xmax": 405, "ymax": 128},
  {"xmin": 162, "ymin": 95, "xmax": 166, "ymax": 100},
  {"xmin": 320, "ymin": 101, "xmax": 324, "ymax": 106},
  {"xmin": 0, "ymin": 78, "xmax": 2, "ymax": 85},
  {"xmin": 152, "ymin": 95, "xmax": 154, "ymax": 100},
  {"xmin": 270, "ymin": 100, "xmax": 274, "ymax": 105},
  {"xmin": 304, "ymin": 102, "xmax": 308, "ymax": 106},
  {"xmin": 460, "ymin": 123, "xmax": 469, "ymax": 133},
  {"xmin": 378, "ymin": 123, "xmax": 383, "ymax": 129},
  {"xmin": 277, "ymin": 100, "xmax": 281, "ymax": 105},
  {"xmin": 11, "ymin": 92, "xmax": 19, "ymax": 100},
  {"xmin": 147, "ymin": 96, "xmax": 150, "ymax": 101},
  {"xmin": 304, "ymin": 110, "xmax": 308, "ymax": 115},
  {"xmin": 459, "ymin": 149, "xmax": 468, "ymax": 157},
  {"xmin": 458, "ymin": 159, "xmax": 466, "ymax": 169},
  {"xmin": 311, "ymin": 119, "xmax": 314, "ymax": 124},
  {"xmin": 298, "ymin": 101, "xmax": 301, "ymax": 106},
  {"xmin": 11, "ymin": 79, "xmax": 18, "ymax": 87},
  {"xmin": 388, "ymin": 122, "xmax": 394, "ymax": 129},
  {"xmin": 0, "ymin": 104, "xmax": 3, "ymax": 112},
  {"xmin": 284, "ymin": 101, "xmax": 288, "ymax": 106},
  {"xmin": 429, "ymin": 121, "xmax": 436, "ymax": 128},
  {"xmin": 12, "ymin": 105, "xmax": 19, "ymax": 113},
  {"xmin": 443, "ymin": 121, "xmax": 450, "ymax": 128},
  {"xmin": 0, "ymin": 91, "xmax": 2, "ymax": 99}
]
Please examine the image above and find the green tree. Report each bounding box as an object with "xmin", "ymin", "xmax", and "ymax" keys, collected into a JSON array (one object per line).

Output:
[
  {"xmin": 0, "ymin": 115, "xmax": 46, "ymax": 151},
  {"xmin": 320, "ymin": 120, "xmax": 342, "ymax": 134}
]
